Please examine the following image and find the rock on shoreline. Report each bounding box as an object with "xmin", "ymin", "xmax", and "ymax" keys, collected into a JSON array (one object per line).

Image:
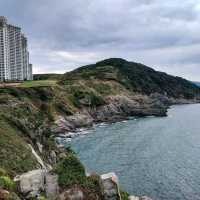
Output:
[
  {"xmin": 53, "ymin": 93, "xmax": 199, "ymax": 138},
  {"xmin": 15, "ymin": 170, "xmax": 153, "ymax": 200}
]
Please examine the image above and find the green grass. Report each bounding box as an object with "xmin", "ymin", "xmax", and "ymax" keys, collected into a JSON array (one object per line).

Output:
[
  {"xmin": 0, "ymin": 117, "xmax": 39, "ymax": 176},
  {"xmin": 0, "ymin": 176, "xmax": 16, "ymax": 191},
  {"xmin": 19, "ymin": 80, "xmax": 57, "ymax": 88},
  {"xmin": 120, "ymin": 190, "xmax": 129, "ymax": 200}
]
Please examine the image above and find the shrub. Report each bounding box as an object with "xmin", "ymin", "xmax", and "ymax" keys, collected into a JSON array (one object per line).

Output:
[
  {"xmin": 0, "ymin": 168, "xmax": 7, "ymax": 176},
  {"xmin": 7, "ymin": 192, "xmax": 21, "ymax": 200},
  {"xmin": 54, "ymin": 152, "xmax": 85, "ymax": 188},
  {"xmin": 54, "ymin": 153, "xmax": 103, "ymax": 197},
  {"xmin": 71, "ymin": 89, "xmax": 105, "ymax": 108},
  {"xmin": 89, "ymin": 93, "xmax": 105, "ymax": 107},
  {"xmin": 120, "ymin": 190, "xmax": 129, "ymax": 200},
  {"xmin": 38, "ymin": 196, "xmax": 47, "ymax": 200},
  {"xmin": 0, "ymin": 176, "xmax": 16, "ymax": 191}
]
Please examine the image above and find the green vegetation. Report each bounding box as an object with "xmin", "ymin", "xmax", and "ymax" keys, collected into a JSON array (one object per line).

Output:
[
  {"xmin": 19, "ymin": 80, "xmax": 57, "ymax": 88},
  {"xmin": 0, "ymin": 176, "xmax": 16, "ymax": 191},
  {"xmin": 7, "ymin": 192, "xmax": 21, "ymax": 200},
  {"xmin": 60, "ymin": 58, "xmax": 200, "ymax": 99},
  {"xmin": 38, "ymin": 196, "xmax": 48, "ymax": 200},
  {"xmin": 0, "ymin": 168, "xmax": 8, "ymax": 177},
  {"xmin": 0, "ymin": 169, "xmax": 20, "ymax": 200},
  {"xmin": 0, "ymin": 118, "xmax": 39, "ymax": 176},
  {"xmin": 69, "ymin": 85, "xmax": 106, "ymax": 108},
  {"xmin": 54, "ymin": 152, "xmax": 102, "ymax": 195},
  {"xmin": 54, "ymin": 152, "xmax": 86, "ymax": 187},
  {"xmin": 120, "ymin": 190, "xmax": 129, "ymax": 200},
  {"xmin": 34, "ymin": 73, "xmax": 63, "ymax": 81}
]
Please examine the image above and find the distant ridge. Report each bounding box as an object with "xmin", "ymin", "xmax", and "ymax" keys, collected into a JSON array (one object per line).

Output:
[
  {"xmin": 60, "ymin": 58, "xmax": 200, "ymax": 99},
  {"xmin": 34, "ymin": 73, "xmax": 63, "ymax": 80},
  {"xmin": 193, "ymin": 82, "xmax": 200, "ymax": 87}
]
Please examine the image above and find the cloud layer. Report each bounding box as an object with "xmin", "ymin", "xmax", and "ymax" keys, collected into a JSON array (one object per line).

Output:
[{"xmin": 0, "ymin": 0, "xmax": 200, "ymax": 80}]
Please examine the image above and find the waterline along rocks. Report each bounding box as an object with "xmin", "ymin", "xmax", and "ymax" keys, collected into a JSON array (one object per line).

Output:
[{"xmin": 0, "ymin": 58, "xmax": 200, "ymax": 199}]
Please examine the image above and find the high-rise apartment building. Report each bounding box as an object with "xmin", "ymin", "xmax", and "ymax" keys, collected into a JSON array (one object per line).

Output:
[{"xmin": 0, "ymin": 16, "xmax": 33, "ymax": 81}]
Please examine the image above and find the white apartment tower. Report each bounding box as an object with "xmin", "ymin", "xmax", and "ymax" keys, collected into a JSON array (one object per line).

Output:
[{"xmin": 0, "ymin": 16, "xmax": 33, "ymax": 81}]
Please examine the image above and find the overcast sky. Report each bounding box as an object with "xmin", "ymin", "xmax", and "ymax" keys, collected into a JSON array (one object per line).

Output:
[{"xmin": 0, "ymin": 0, "xmax": 200, "ymax": 81}]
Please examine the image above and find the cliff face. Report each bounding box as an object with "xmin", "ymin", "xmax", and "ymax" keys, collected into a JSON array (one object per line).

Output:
[{"xmin": 0, "ymin": 58, "xmax": 200, "ymax": 199}]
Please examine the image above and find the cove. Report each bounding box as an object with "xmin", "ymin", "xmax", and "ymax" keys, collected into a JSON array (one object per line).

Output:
[{"xmin": 71, "ymin": 104, "xmax": 200, "ymax": 200}]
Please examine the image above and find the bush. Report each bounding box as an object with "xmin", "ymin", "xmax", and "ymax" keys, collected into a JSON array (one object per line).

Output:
[
  {"xmin": 7, "ymin": 192, "xmax": 21, "ymax": 200},
  {"xmin": 0, "ymin": 176, "xmax": 16, "ymax": 191},
  {"xmin": 38, "ymin": 196, "xmax": 47, "ymax": 200},
  {"xmin": 120, "ymin": 190, "xmax": 129, "ymax": 200},
  {"xmin": 71, "ymin": 89, "xmax": 105, "ymax": 108},
  {"xmin": 54, "ymin": 152, "xmax": 85, "ymax": 188},
  {"xmin": 0, "ymin": 168, "xmax": 7, "ymax": 176},
  {"xmin": 54, "ymin": 152, "xmax": 103, "ymax": 198}
]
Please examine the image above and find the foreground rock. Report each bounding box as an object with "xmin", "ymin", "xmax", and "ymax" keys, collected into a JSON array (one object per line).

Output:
[
  {"xmin": 0, "ymin": 189, "xmax": 9, "ymax": 200},
  {"xmin": 17, "ymin": 169, "xmax": 45, "ymax": 198},
  {"xmin": 14, "ymin": 168, "xmax": 154, "ymax": 200},
  {"xmin": 45, "ymin": 173, "xmax": 59, "ymax": 199},
  {"xmin": 16, "ymin": 169, "xmax": 59, "ymax": 199},
  {"xmin": 129, "ymin": 196, "xmax": 153, "ymax": 200},
  {"xmin": 59, "ymin": 186, "xmax": 84, "ymax": 200},
  {"xmin": 101, "ymin": 172, "xmax": 121, "ymax": 200}
]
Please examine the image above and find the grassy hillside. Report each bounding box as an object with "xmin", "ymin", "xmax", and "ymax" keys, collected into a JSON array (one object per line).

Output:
[
  {"xmin": 0, "ymin": 86, "xmax": 61, "ymax": 175},
  {"xmin": 60, "ymin": 58, "xmax": 200, "ymax": 99},
  {"xmin": 19, "ymin": 80, "xmax": 57, "ymax": 88},
  {"xmin": 34, "ymin": 73, "xmax": 63, "ymax": 80},
  {"xmin": 0, "ymin": 117, "xmax": 39, "ymax": 176}
]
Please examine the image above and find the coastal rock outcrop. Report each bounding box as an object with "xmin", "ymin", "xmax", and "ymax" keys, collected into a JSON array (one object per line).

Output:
[
  {"xmin": 45, "ymin": 173, "xmax": 59, "ymax": 199},
  {"xmin": 129, "ymin": 196, "xmax": 153, "ymax": 200},
  {"xmin": 16, "ymin": 170, "xmax": 59, "ymax": 199},
  {"xmin": 101, "ymin": 172, "xmax": 121, "ymax": 200},
  {"xmin": 53, "ymin": 113, "xmax": 93, "ymax": 134},
  {"xmin": 0, "ymin": 189, "xmax": 9, "ymax": 200},
  {"xmin": 59, "ymin": 186, "xmax": 84, "ymax": 200},
  {"xmin": 17, "ymin": 169, "xmax": 45, "ymax": 198},
  {"xmin": 92, "ymin": 95, "xmax": 168, "ymax": 122}
]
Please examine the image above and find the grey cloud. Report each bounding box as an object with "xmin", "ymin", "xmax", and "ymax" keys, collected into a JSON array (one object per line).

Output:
[{"xmin": 0, "ymin": 0, "xmax": 200, "ymax": 80}]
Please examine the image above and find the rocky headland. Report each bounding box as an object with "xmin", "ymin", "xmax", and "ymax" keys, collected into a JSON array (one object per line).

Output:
[{"xmin": 0, "ymin": 58, "xmax": 200, "ymax": 199}]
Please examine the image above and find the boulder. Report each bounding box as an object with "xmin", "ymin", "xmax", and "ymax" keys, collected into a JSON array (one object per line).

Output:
[
  {"xmin": 140, "ymin": 197, "xmax": 153, "ymax": 200},
  {"xmin": 100, "ymin": 172, "xmax": 120, "ymax": 200},
  {"xmin": 129, "ymin": 196, "xmax": 153, "ymax": 200},
  {"xmin": 59, "ymin": 186, "xmax": 84, "ymax": 200},
  {"xmin": 45, "ymin": 173, "xmax": 59, "ymax": 200},
  {"xmin": 0, "ymin": 189, "xmax": 9, "ymax": 200},
  {"xmin": 18, "ymin": 169, "xmax": 45, "ymax": 198},
  {"xmin": 129, "ymin": 196, "xmax": 140, "ymax": 200}
]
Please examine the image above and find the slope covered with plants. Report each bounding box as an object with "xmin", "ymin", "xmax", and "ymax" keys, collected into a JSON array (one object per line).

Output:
[{"xmin": 60, "ymin": 58, "xmax": 200, "ymax": 99}]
